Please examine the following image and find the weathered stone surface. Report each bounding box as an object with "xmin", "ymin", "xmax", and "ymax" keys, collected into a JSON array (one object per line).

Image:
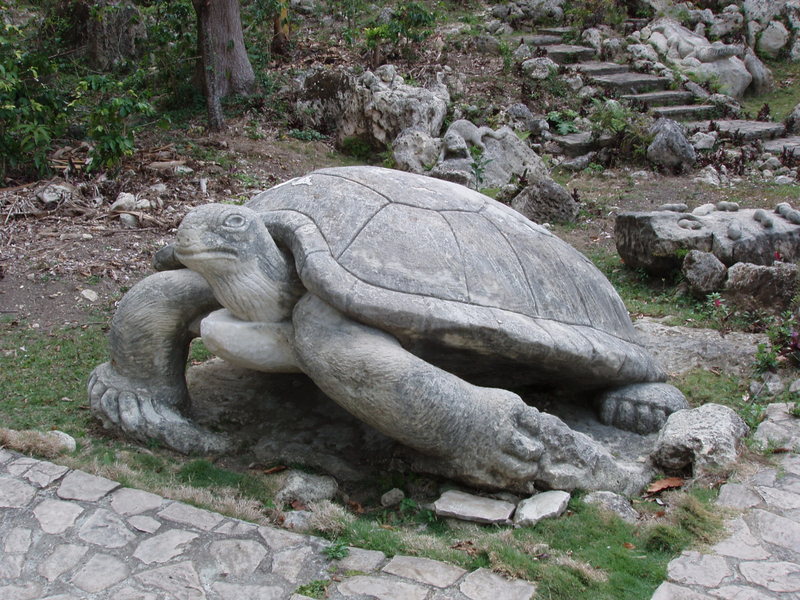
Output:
[
  {"xmin": 433, "ymin": 490, "xmax": 515, "ymax": 524},
  {"xmin": 615, "ymin": 205, "xmax": 800, "ymax": 275},
  {"xmin": 755, "ymin": 485, "xmax": 800, "ymax": 510},
  {"xmin": 0, "ymin": 476, "xmax": 36, "ymax": 508},
  {"xmin": 459, "ymin": 568, "xmax": 537, "ymax": 600},
  {"xmin": 0, "ymin": 583, "xmax": 42, "ymax": 600},
  {"xmin": 0, "ymin": 555, "xmax": 24, "ymax": 578},
  {"xmin": 380, "ymin": 488, "xmax": 405, "ymax": 508},
  {"xmin": 758, "ymin": 21, "xmax": 790, "ymax": 58},
  {"xmin": 711, "ymin": 517, "xmax": 770, "ymax": 560},
  {"xmin": 583, "ymin": 491, "xmax": 638, "ymax": 523},
  {"xmin": 652, "ymin": 404, "xmax": 748, "ymax": 475},
  {"xmin": 22, "ymin": 461, "xmax": 69, "ymax": 488},
  {"xmin": 38, "ymin": 544, "xmax": 88, "ymax": 582},
  {"xmin": 4, "ymin": 527, "xmax": 31, "ymax": 553},
  {"xmin": 748, "ymin": 508, "xmax": 800, "ymax": 552},
  {"xmin": 743, "ymin": 48, "xmax": 773, "ymax": 95},
  {"xmin": 667, "ymin": 551, "xmax": 732, "ymax": 587},
  {"xmin": 511, "ymin": 178, "xmax": 578, "ymax": 224},
  {"xmin": 739, "ymin": 560, "xmax": 800, "ymax": 591},
  {"xmin": 521, "ymin": 56, "xmax": 558, "ymax": 80},
  {"xmin": 71, "ymin": 553, "xmax": 129, "ymax": 593},
  {"xmin": 78, "ymin": 508, "xmax": 137, "ymax": 548},
  {"xmin": 647, "ymin": 118, "xmax": 696, "ymax": 172},
  {"xmin": 212, "ymin": 582, "xmax": 285, "ymax": 600},
  {"xmin": 57, "ymin": 470, "xmax": 119, "ymax": 501},
  {"xmin": 514, "ymin": 490, "xmax": 570, "ymax": 527},
  {"xmin": 724, "ymin": 261, "xmax": 798, "ymax": 313},
  {"xmin": 158, "ymin": 501, "xmax": 224, "ymax": 531},
  {"xmin": 393, "ymin": 127, "xmax": 441, "ymax": 174},
  {"xmin": 336, "ymin": 575, "xmax": 429, "ymax": 600},
  {"xmin": 274, "ymin": 470, "xmax": 338, "ymax": 507},
  {"xmin": 383, "ymin": 555, "xmax": 466, "ymax": 587},
  {"xmin": 128, "ymin": 515, "xmax": 161, "ymax": 533},
  {"xmin": 135, "ymin": 561, "xmax": 205, "ymax": 599},
  {"xmin": 717, "ymin": 483, "xmax": 763, "ymax": 509},
  {"xmin": 208, "ymin": 539, "xmax": 268, "ymax": 577},
  {"xmin": 652, "ymin": 582, "xmax": 715, "ymax": 599},
  {"xmin": 272, "ymin": 546, "xmax": 313, "ymax": 583},
  {"xmin": 682, "ymin": 250, "xmax": 727, "ymax": 296},
  {"xmin": 258, "ymin": 526, "xmax": 307, "ymax": 550},
  {"xmin": 336, "ymin": 547, "xmax": 386, "ymax": 572},
  {"xmin": 111, "ymin": 488, "xmax": 163, "ymax": 515},
  {"xmin": 133, "ymin": 530, "xmax": 199, "ymax": 564},
  {"xmin": 33, "ymin": 499, "xmax": 83, "ymax": 534}
]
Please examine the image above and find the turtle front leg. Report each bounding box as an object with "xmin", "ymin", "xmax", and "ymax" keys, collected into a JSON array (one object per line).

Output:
[
  {"xmin": 292, "ymin": 294, "xmax": 649, "ymax": 494},
  {"xmin": 88, "ymin": 269, "xmax": 229, "ymax": 453},
  {"xmin": 596, "ymin": 383, "xmax": 689, "ymax": 435}
]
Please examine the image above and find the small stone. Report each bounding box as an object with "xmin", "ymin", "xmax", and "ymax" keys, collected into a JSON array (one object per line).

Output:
[
  {"xmin": 133, "ymin": 530, "xmax": 199, "ymax": 564},
  {"xmin": 175, "ymin": 165, "xmax": 194, "ymax": 175},
  {"xmin": 282, "ymin": 510, "xmax": 314, "ymax": 531},
  {"xmin": 583, "ymin": 491, "xmax": 638, "ymax": 523},
  {"xmin": 78, "ymin": 508, "xmax": 137, "ymax": 548},
  {"xmin": 381, "ymin": 487, "xmax": 405, "ymax": 507},
  {"xmin": 111, "ymin": 487, "xmax": 163, "ymax": 515},
  {"xmin": 71, "ymin": 553, "xmax": 130, "ymax": 593},
  {"xmin": 38, "ymin": 544, "xmax": 88, "ymax": 582},
  {"xmin": 514, "ymin": 491, "xmax": 570, "ymax": 527},
  {"xmin": 158, "ymin": 501, "xmax": 224, "ymax": 531},
  {"xmin": 739, "ymin": 560, "xmax": 800, "ymax": 592},
  {"xmin": 208, "ymin": 539, "xmax": 268, "ymax": 577},
  {"xmin": 433, "ymin": 490, "xmax": 515, "ymax": 524},
  {"xmin": 667, "ymin": 551, "xmax": 731, "ymax": 587},
  {"xmin": 717, "ymin": 483, "xmax": 762, "ymax": 509},
  {"xmin": 119, "ymin": 213, "xmax": 139, "ymax": 228},
  {"xmin": 33, "ymin": 499, "xmax": 84, "ymax": 534},
  {"xmin": 335, "ymin": 547, "xmax": 386, "ymax": 572},
  {"xmin": 128, "ymin": 515, "xmax": 161, "ymax": 533},
  {"xmin": 336, "ymin": 575, "xmax": 428, "ymax": 600},
  {"xmin": 459, "ymin": 567, "xmax": 537, "ymax": 600},
  {"xmin": 0, "ymin": 476, "xmax": 36, "ymax": 508},
  {"xmin": 80, "ymin": 289, "xmax": 98, "ymax": 302},
  {"xmin": 274, "ymin": 470, "xmax": 338, "ymax": 506},
  {"xmin": 46, "ymin": 430, "xmax": 76, "ymax": 453},
  {"xmin": 23, "ymin": 461, "xmax": 69, "ymax": 487},
  {"xmin": 789, "ymin": 379, "xmax": 800, "ymax": 394},
  {"xmin": 382, "ymin": 555, "xmax": 467, "ymax": 587},
  {"xmin": 110, "ymin": 192, "xmax": 137, "ymax": 212},
  {"xmin": 57, "ymin": 470, "xmax": 119, "ymax": 501}
]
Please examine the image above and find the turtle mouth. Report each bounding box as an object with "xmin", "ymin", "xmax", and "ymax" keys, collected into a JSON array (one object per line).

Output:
[{"xmin": 175, "ymin": 245, "xmax": 239, "ymax": 261}]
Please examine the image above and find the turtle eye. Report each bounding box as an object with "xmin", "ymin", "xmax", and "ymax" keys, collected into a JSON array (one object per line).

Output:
[{"xmin": 223, "ymin": 214, "xmax": 247, "ymax": 229}]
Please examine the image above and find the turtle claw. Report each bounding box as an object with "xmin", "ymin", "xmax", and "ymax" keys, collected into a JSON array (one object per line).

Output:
[
  {"xmin": 88, "ymin": 362, "xmax": 230, "ymax": 454},
  {"xmin": 596, "ymin": 382, "xmax": 688, "ymax": 434}
]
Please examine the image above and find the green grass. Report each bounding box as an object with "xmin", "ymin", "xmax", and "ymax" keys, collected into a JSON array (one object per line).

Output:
[
  {"xmin": 741, "ymin": 60, "xmax": 800, "ymax": 121},
  {"xmin": 177, "ymin": 459, "xmax": 276, "ymax": 507}
]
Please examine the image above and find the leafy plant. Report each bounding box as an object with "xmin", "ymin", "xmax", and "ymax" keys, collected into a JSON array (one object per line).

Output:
[
  {"xmin": 364, "ymin": 2, "xmax": 436, "ymax": 59},
  {"xmin": 565, "ymin": 0, "xmax": 627, "ymax": 29},
  {"xmin": 289, "ymin": 128, "xmax": 327, "ymax": 141},
  {"xmin": 470, "ymin": 145, "xmax": 493, "ymax": 190},
  {"xmin": 323, "ymin": 540, "xmax": 350, "ymax": 559},
  {"xmin": 295, "ymin": 579, "xmax": 330, "ymax": 598},
  {"xmin": 547, "ymin": 109, "xmax": 580, "ymax": 135},
  {"xmin": 589, "ymin": 99, "xmax": 652, "ymax": 164}
]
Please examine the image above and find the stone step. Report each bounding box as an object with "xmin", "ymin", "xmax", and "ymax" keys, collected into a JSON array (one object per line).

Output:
[
  {"xmin": 652, "ymin": 104, "xmax": 717, "ymax": 120},
  {"xmin": 523, "ymin": 34, "xmax": 563, "ymax": 46},
  {"xmin": 620, "ymin": 90, "xmax": 694, "ymax": 107},
  {"xmin": 685, "ymin": 119, "xmax": 787, "ymax": 141},
  {"xmin": 545, "ymin": 44, "xmax": 597, "ymax": 64},
  {"xmin": 763, "ymin": 135, "xmax": 800, "ymax": 155},
  {"xmin": 590, "ymin": 72, "xmax": 670, "ymax": 94},
  {"xmin": 549, "ymin": 131, "xmax": 614, "ymax": 157},
  {"xmin": 573, "ymin": 61, "xmax": 629, "ymax": 76},
  {"xmin": 537, "ymin": 26, "xmax": 575, "ymax": 36}
]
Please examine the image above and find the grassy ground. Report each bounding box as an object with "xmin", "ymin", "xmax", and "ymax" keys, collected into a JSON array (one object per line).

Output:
[{"xmin": 741, "ymin": 60, "xmax": 800, "ymax": 121}]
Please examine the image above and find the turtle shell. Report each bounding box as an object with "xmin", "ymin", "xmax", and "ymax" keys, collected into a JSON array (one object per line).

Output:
[{"xmin": 247, "ymin": 166, "xmax": 664, "ymax": 389}]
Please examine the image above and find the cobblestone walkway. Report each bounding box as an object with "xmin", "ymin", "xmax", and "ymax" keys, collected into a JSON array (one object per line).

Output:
[
  {"xmin": 0, "ymin": 447, "xmax": 535, "ymax": 600},
  {"xmin": 653, "ymin": 403, "xmax": 800, "ymax": 599}
]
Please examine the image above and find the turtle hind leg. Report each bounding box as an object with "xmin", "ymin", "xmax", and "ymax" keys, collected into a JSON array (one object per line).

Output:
[
  {"xmin": 596, "ymin": 382, "xmax": 688, "ymax": 435},
  {"xmin": 88, "ymin": 269, "xmax": 228, "ymax": 454}
]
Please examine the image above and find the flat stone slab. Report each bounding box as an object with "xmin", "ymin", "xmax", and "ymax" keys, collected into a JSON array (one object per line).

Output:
[
  {"xmin": 545, "ymin": 44, "xmax": 596, "ymax": 64},
  {"xmin": 523, "ymin": 34, "xmax": 563, "ymax": 46},
  {"xmin": 514, "ymin": 490, "xmax": 570, "ymax": 527},
  {"xmin": 460, "ymin": 568, "xmax": 537, "ymax": 600},
  {"xmin": 652, "ymin": 105, "xmax": 717, "ymax": 121},
  {"xmin": 549, "ymin": 131, "xmax": 614, "ymax": 157},
  {"xmin": 667, "ymin": 551, "xmax": 732, "ymax": 587},
  {"xmin": 433, "ymin": 490, "xmax": 515, "ymax": 524},
  {"xmin": 382, "ymin": 555, "xmax": 466, "ymax": 587},
  {"xmin": 621, "ymin": 90, "xmax": 694, "ymax": 106},
  {"xmin": 591, "ymin": 72, "xmax": 670, "ymax": 93},
  {"xmin": 763, "ymin": 135, "xmax": 800, "ymax": 155},
  {"xmin": 57, "ymin": 470, "xmax": 119, "ymax": 501},
  {"xmin": 686, "ymin": 119, "xmax": 786, "ymax": 141},
  {"xmin": 574, "ymin": 61, "xmax": 629, "ymax": 76}
]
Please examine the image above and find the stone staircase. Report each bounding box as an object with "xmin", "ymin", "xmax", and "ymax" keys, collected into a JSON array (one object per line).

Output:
[{"xmin": 685, "ymin": 119, "xmax": 800, "ymax": 157}]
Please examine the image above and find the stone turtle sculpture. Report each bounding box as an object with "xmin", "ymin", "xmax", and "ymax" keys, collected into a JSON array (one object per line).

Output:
[{"xmin": 89, "ymin": 166, "xmax": 686, "ymax": 493}]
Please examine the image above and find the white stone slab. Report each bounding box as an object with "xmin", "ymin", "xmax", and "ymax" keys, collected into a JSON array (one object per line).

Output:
[
  {"xmin": 433, "ymin": 490, "xmax": 515, "ymax": 524},
  {"xmin": 459, "ymin": 568, "xmax": 536, "ymax": 600},
  {"xmin": 33, "ymin": 499, "xmax": 83, "ymax": 534},
  {"xmin": 382, "ymin": 555, "xmax": 466, "ymax": 588},
  {"xmin": 57, "ymin": 471, "xmax": 119, "ymax": 501},
  {"xmin": 158, "ymin": 501, "xmax": 224, "ymax": 531},
  {"xmin": 111, "ymin": 488, "xmax": 164, "ymax": 515},
  {"xmin": 133, "ymin": 530, "xmax": 199, "ymax": 564},
  {"xmin": 514, "ymin": 491, "xmax": 570, "ymax": 527}
]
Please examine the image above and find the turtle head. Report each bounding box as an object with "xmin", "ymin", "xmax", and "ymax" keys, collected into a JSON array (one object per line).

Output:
[{"xmin": 174, "ymin": 204, "xmax": 301, "ymax": 321}]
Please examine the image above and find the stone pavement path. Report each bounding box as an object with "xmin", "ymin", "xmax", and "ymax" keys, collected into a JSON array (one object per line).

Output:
[
  {"xmin": 652, "ymin": 403, "xmax": 800, "ymax": 600},
  {"xmin": 0, "ymin": 447, "xmax": 536, "ymax": 600}
]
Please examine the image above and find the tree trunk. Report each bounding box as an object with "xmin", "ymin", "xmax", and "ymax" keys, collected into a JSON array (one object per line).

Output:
[{"xmin": 192, "ymin": 0, "xmax": 255, "ymax": 131}]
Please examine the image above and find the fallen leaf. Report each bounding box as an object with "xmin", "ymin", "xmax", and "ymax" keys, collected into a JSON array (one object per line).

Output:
[
  {"xmin": 623, "ymin": 542, "xmax": 636, "ymax": 550},
  {"xmin": 261, "ymin": 465, "xmax": 288, "ymax": 474},
  {"xmin": 451, "ymin": 540, "xmax": 478, "ymax": 556},
  {"xmin": 645, "ymin": 477, "xmax": 684, "ymax": 496},
  {"xmin": 347, "ymin": 500, "xmax": 364, "ymax": 514},
  {"xmin": 290, "ymin": 500, "xmax": 307, "ymax": 511}
]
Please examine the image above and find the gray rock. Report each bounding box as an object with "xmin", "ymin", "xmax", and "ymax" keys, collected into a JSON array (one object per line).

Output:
[
  {"xmin": 787, "ymin": 102, "xmax": 800, "ymax": 134},
  {"xmin": 336, "ymin": 575, "xmax": 429, "ymax": 600},
  {"xmin": 757, "ymin": 20, "xmax": 790, "ymax": 58},
  {"xmin": 583, "ymin": 490, "xmax": 638, "ymax": 523},
  {"xmin": 110, "ymin": 488, "xmax": 163, "ymax": 515},
  {"xmin": 682, "ymin": 250, "xmax": 727, "ymax": 296},
  {"xmin": 717, "ymin": 483, "xmax": 763, "ymax": 509},
  {"xmin": 510, "ymin": 178, "xmax": 577, "ymax": 224},
  {"xmin": 459, "ymin": 568, "xmax": 538, "ymax": 600},
  {"xmin": 748, "ymin": 508, "xmax": 800, "ymax": 553},
  {"xmin": 77, "ymin": 508, "xmax": 137, "ymax": 548},
  {"xmin": 382, "ymin": 555, "xmax": 466, "ymax": 587},
  {"xmin": 33, "ymin": 499, "xmax": 83, "ymax": 534},
  {"xmin": 336, "ymin": 547, "xmax": 386, "ymax": 572},
  {"xmin": 282, "ymin": 510, "xmax": 314, "ymax": 531},
  {"xmin": 596, "ymin": 383, "xmax": 688, "ymax": 435},
  {"xmin": 744, "ymin": 48, "xmax": 773, "ymax": 95},
  {"xmin": 133, "ymin": 530, "xmax": 199, "ymax": 564},
  {"xmin": 393, "ymin": 127, "xmax": 441, "ymax": 174},
  {"xmin": 690, "ymin": 132, "xmax": 717, "ymax": 151},
  {"xmin": 433, "ymin": 490, "xmax": 515, "ymax": 524},
  {"xmin": 35, "ymin": 182, "xmax": 78, "ymax": 208},
  {"xmin": 71, "ymin": 553, "xmax": 129, "ymax": 593},
  {"xmin": 724, "ymin": 261, "xmax": 798, "ymax": 313},
  {"xmin": 0, "ymin": 476, "xmax": 38, "ymax": 508},
  {"xmin": 521, "ymin": 57, "xmax": 558, "ymax": 80},
  {"xmin": 647, "ymin": 118, "xmax": 696, "ymax": 172},
  {"xmin": 208, "ymin": 539, "xmax": 269, "ymax": 577},
  {"xmin": 275, "ymin": 470, "xmax": 338, "ymax": 507},
  {"xmin": 38, "ymin": 544, "xmax": 88, "ymax": 582},
  {"xmin": 158, "ymin": 501, "xmax": 224, "ymax": 531},
  {"xmin": 380, "ymin": 487, "xmax": 405, "ymax": 508},
  {"xmin": 652, "ymin": 403, "xmax": 749, "ymax": 475},
  {"xmin": 514, "ymin": 490, "xmax": 570, "ymax": 527},
  {"xmin": 667, "ymin": 551, "xmax": 732, "ymax": 587},
  {"xmin": 710, "ymin": 517, "xmax": 769, "ymax": 560},
  {"xmin": 739, "ymin": 560, "xmax": 800, "ymax": 592}
]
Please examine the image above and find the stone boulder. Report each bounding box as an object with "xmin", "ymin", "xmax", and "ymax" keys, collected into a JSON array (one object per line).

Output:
[
  {"xmin": 274, "ymin": 470, "xmax": 338, "ymax": 507},
  {"xmin": 583, "ymin": 491, "xmax": 638, "ymax": 523},
  {"xmin": 615, "ymin": 203, "xmax": 800, "ymax": 275},
  {"xmin": 652, "ymin": 404, "xmax": 749, "ymax": 476},
  {"xmin": 392, "ymin": 127, "xmax": 441, "ymax": 174},
  {"xmin": 744, "ymin": 48, "xmax": 774, "ymax": 95},
  {"xmin": 293, "ymin": 64, "xmax": 449, "ymax": 149},
  {"xmin": 724, "ymin": 261, "xmax": 798, "ymax": 313},
  {"xmin": 511, "ymin": 178, "xmax": 578, "ymax": 224},
  {"xmin": 757, "ymin": 20, "xmax": 790, "ymax": 58},
  {"xmin": 787, "ymin": 102, "xmax": 800, "ymax": 133},
  {"xmin": 521, "ymin": 57, "xmax": 558, "ymax": 81},
  {"xmin": 647, "ymin": 118, "xmax": 696, "ymax": 173},
  {"xmin": 744, "ymin": 0, "xmax": 789, "ymax": 26},
  {"xmin": 681, "ymin": 250, "xmax": 727, "ymax": 296},
  {"xmin": 513, "ymin": 490, "xmax": 570, "ymax": 527}
]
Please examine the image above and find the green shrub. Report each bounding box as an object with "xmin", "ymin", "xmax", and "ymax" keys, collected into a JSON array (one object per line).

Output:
[
  {"xmin": 566, "ymin": 0, "xmax": 627, "ymax": 29},
  {"xmin": 364, "ymin": 2, "xmax": 436, "ymax": 59}
]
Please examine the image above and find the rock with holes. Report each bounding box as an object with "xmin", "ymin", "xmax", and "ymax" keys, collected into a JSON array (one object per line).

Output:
[{"xmin": 90, "ymin": 166, "xmax": 686, "ymax": 495}]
